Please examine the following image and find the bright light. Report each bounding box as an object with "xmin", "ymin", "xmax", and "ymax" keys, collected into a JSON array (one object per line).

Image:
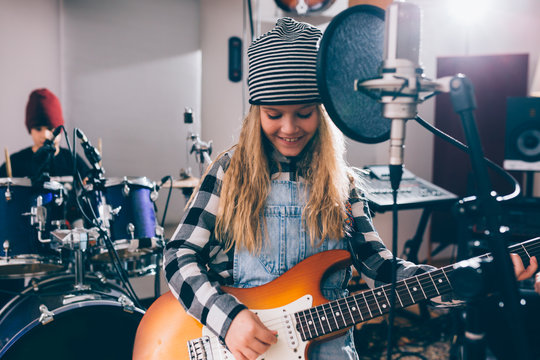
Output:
[{"xmin": 446, "ymin": 0, "xmax": 489, "ymax": 26}]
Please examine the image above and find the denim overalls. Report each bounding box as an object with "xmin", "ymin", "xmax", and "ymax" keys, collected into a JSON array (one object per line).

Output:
[{"xmin": 233, "ymin": 180, "xmax": 359, "ymax": 360}]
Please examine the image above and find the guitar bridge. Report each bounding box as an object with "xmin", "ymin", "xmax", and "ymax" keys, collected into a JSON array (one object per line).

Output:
[{"xmin": 187, "ymin": 336, "xmax": 213, "ymax": 360}]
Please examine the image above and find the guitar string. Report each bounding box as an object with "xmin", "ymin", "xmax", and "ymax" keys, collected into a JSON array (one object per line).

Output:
[
  {"xmin": 295, "ymin": 269, "xmax": 456, "ymax": 336},
  {"xmin": 294, "ymin": 269, "xmax": 453, "ymax": 331},
  {"xmin": 211, "ymin": 239, "xmax": 540, "ymax": 345},
  {"xmin": 294, "ymin": 241, "xmax": 540, "ymax": 335},
  {"xmin": 203, "ymin": 322, "xmax": 303, "ymax": 356}
]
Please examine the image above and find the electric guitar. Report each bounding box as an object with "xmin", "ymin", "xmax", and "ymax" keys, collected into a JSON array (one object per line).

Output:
[{"xmin": 132, "ymin": 237, "xmax": 540, "ymax": 360}]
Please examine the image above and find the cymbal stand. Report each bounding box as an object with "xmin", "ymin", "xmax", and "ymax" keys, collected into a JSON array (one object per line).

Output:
[
  {"xmin": 188, "ymin": 133, "xmax": 213, "ymax": 177},
  {"xmin": 183, "ymin": 107, "xmax": 213, "ymax": 177}
]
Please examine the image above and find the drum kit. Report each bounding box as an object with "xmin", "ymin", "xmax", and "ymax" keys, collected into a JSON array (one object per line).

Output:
[
  {"xmin": 0, "ymin": 172, "xmax": 193, "ymax": 358},
  {"xmin": 0, "ymin": 119, "xmax": 208, "ymax": 358}
]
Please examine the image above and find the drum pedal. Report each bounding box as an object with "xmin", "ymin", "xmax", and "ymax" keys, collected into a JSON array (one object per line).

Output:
[{"xmin": 38, "ymin": 304, "xmax": 54, "ymax": 325}]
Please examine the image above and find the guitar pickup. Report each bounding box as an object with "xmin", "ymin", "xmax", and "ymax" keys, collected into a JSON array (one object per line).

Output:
[
  {"xmin": 187, "ymin": 336, "xmax": 213, "ymax": 360},
  {"xmin": 280, "ymin": 312, "xmax": 299, "ymax": 349}
]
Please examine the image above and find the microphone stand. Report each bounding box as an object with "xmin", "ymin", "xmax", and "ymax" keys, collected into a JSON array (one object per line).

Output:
[
  {"xmin": 31, "ymin": 142, "xmax": 56, "ymax": 188},
  {"xmin": 70, "ymin": 129, "xmax": 144, "ymax": 310},
  {"xmin": 448, "ymin": 74, "xmax": 531, "ymax": 359},
  {"xmin": 188, "ymin": 132, "xmax": 213, "ymax": 177}
]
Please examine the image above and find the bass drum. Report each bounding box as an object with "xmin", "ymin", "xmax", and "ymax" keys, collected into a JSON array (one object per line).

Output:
[{"xmin": 0, "ymin": 275, "xmax": 144, "ymax": 359}]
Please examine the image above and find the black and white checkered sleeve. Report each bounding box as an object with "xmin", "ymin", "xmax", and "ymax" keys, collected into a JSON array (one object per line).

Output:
[
  {"xmin": 163, "ymin": 152, "xmax": 247, "ymax": 342},
  {"xmin": 347, "ymin": 185, "xmax": 435, "ymax": 288}
]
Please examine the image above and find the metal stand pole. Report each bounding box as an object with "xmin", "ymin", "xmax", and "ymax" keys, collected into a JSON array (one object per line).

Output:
[{"xmin": 449, "ymin": 74, "xmax": 531, "ymax": 359}]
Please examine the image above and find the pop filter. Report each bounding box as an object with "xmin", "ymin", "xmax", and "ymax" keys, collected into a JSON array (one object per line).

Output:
[{"xmin": 317, "ymin": 5, "xmax": 389, "ymax": 143}]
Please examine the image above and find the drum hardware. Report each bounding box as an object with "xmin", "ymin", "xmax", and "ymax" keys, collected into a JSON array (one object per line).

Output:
[
  {"xmin": 155, "ymin": 224, "xmax": 164, "ymax": 238},
  {"xmin": 1, "ymin": 177, "xmax": 66, "ymax": 279},
  {"xmin": 22, "ymin": 195, "xmax": 50, "ymax": 243},
  {"xmin": 51, "ymin": 219, "xmax": 64, "ymax": 229},
  {"xmin": 2, "ymin": 241, "xmax": 9, "ymax": 259},
  {"xmin": 98, "ymin": 229, "xmax": 145, "ymax": 309},
  {"xmin": 85, "ymin": 177, "xmax": 162, "ymax": 271},
  {"xmin": 184, "ymin": 108, "xmax": 213, "ymax": 176},
  {"xmin": 30, "ymin": 278, "xmax": 39, "ymax": 291},
  {"xmin": 150, "ymin": 183, "xmax": 159, "ymax": 202},
  {"xmin": 127, "ymin": 223, "xmax": 135, "ymax": 239},
  {"xmin": 38, "ymin": 304, "xmax": 54, "ymax": 325},
  {"xmin": 93, "ymin": 270, "xmax": 108, "ymax": 284},
  {"xmin": 118, "ymin": 294, "xmax": 136, "ymax": 313},
  {"xmin": 71, "ymin": 130, "xmax": 150, "ymax": 309},
  {"xmin": 123, "ymin": 182, "xmax": 130, "ymax": 197},
  {"xmin": 97, "ymin": 199, "xmax": 120, "ymax": 236},
  {"xmin": 188, "ymin": 132, "xmax": 213, "ymax": 168},
  {"xmin": 51, "ymin": 228, "xmax": 99, "ymax": 291},
  {"xmin": 22, "ymin": 182, "xmax": 65, "ymax": 243},
  {"xmin": 4, "ymin": 182, "xmax": 11, "ymax": 201}
]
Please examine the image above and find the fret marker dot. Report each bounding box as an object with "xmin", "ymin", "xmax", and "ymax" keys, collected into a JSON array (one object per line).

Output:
[
  {"xmin": 352, "ymin": 307, "xmax": 356, "ymax": 311},
  {"xmin": 321, "ymin": 317, "xmax": 326, "ymax": 321},
  {"xmin": 413, "ymin": 287, "xmax": 417, "ymax": 291},
  {"xmin": 377, "ymin": 291, "xmax": 381, "ymax": 296},
  {"xmin": 335, "ymin": 312, "xmax": 340, "ymax": 316},
  {"xmin": 308, "ymin": 320, "xmax": 312, "ymax": 325},
  {"xmin": 382, "ymin": 304, "xmax": 387, "ymax": 308},
  {"xmin": 438, "ymin": 279, "xmax": 442, "ymax": 283}
]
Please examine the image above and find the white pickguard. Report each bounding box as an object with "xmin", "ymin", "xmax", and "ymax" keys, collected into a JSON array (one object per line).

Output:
[{"xmin": 194, "ymin": 295, "xmax": 313, "ymax": 360}]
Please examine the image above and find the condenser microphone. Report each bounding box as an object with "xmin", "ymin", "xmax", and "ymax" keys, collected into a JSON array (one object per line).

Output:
[
  {"xmin": 364, "ymin": 2, "xmax": 422, "ymax": 120},
  {"xmin": 357, "ymin": 2, "xmax": 423, "ymax": 189}
]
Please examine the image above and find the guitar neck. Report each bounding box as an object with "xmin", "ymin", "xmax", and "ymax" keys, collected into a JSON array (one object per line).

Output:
[{"xmin": 294, "ymin": 236, "xmax": 540, "ymax": 341}]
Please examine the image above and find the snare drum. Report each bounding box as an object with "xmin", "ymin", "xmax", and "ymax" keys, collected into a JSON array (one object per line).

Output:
[
  {"xmin": 0, "ymin": 178, "xmax": 66, "ymax": 279},
  {"xmin": 0, "ymin": 274, "xmax": 144, "ymax": 359},
  {"xmin": 87, "ymin": 177, "xmax": 162, "ymax": 277}
]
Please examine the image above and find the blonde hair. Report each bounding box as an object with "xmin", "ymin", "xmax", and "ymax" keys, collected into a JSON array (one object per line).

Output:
[{"xmin": 215, "ymin": 104, "xmax": 351, "ymax": 253}]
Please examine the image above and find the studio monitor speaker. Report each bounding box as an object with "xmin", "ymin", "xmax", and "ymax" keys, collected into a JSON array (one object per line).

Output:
[{"xmin": 504, "ymin": 97, "xmax": 540, "ymax": 171}]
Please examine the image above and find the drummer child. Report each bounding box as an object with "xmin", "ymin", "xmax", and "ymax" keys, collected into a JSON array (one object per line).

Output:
[{"xmin": 1, "ymin": 88, "xmax": 89, "ymax": 179}]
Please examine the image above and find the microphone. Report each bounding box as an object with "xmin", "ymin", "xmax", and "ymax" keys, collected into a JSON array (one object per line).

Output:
[
  {"xmin": 155, "ymin": 175, "xmax": 172, "ymax": 191},
  {"xmin": 356, "ymin": 2, "xmax": 424, "ymax": 190},
  {"xmin": 42, "ymin": 126, "xmax": 63, "ymax": 147},
  {"xmin": 35, "ymin": 126, "xmax": 63, "ymax": 157},
  {"xmin": 48, "ymin": 126, "xmax": 63, "ymax": 143},
  {"xmin": 75, "ymin": 128, "xmax": 103, "ymax": 174}
]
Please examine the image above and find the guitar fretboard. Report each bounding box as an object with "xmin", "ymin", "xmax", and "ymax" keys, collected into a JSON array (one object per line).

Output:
[{"xmin": 294, "ymin": 237, "xmax": 540, "ymax": 341}]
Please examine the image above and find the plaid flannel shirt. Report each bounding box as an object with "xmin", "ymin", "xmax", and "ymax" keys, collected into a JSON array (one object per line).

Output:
[{"xmin": 164, "ymin": 150, "xmax": 433, "ymax": 342}]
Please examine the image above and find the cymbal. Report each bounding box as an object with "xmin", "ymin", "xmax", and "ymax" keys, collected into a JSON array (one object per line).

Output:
[{"xmin": 160, "ymin": 177, "xmax": 200, "ymax": 189}]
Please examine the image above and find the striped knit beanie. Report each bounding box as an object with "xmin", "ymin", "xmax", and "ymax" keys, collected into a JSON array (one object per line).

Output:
[{"xmin": 247, "ymin": 17, "xmax": 322, "ymax": 105}]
